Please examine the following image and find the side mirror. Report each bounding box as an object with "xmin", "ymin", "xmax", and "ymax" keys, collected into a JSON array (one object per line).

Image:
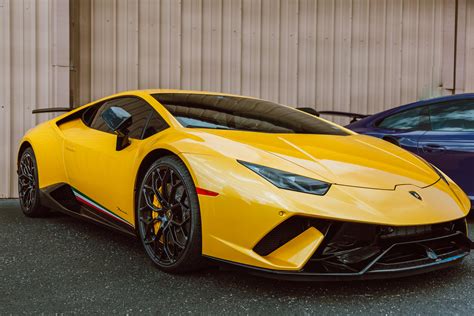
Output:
[{"xmin": 101, "ymin": 106, "xmax": 132, "ymax": 151}]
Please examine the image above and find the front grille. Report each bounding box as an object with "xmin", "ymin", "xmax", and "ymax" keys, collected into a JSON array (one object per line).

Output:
[
  {"xmin": 369, "ymin": 233, "xmax": 468, "ymax": 272},
  {"xmin": 379, "ymin": 225, "xmax": 433, "ymax": 240},
  {"xmin": 379, "ymin": 220, "xmax": 467, "ymax": 242},
  {"xmin": 302, "ymin": 218, "xmax": 469, "ymax": 274},
  {"xmin": 252, "ymin": 214, "xmax": 469, "ymax": 275}
]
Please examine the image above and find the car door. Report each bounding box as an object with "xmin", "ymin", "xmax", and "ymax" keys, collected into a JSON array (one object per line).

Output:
[
  {"xmin": 417, "ymin": 100, "xmax": 474, "ymax": 203},
  {"xmin": 368, "ymin": 106, "xmax": 430, "ymax": 154},
  {"xmin": 62, "ymin": 96, "xmax": 168, "ymax": 226}
]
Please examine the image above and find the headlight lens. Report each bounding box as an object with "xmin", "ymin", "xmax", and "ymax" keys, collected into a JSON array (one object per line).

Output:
[{"xmin": 238, "ymin": 160, "xmax": 331, "ymax": 195}]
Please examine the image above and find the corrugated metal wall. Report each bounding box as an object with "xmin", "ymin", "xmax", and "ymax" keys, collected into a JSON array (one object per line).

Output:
[
  {"xmin": 0, "ymin": 0, "xmax": 69, "ymax": 198},
  {"xmin": 73, "ymin": 0, "xmax": 458, "ymax": 122},
  {"xmin": 455, "ymin": 0, "xmax": 474, "ymax": 94},
  {"xmin": 2, "ymin": 0, "xmax": 474, "ymax": 198}
]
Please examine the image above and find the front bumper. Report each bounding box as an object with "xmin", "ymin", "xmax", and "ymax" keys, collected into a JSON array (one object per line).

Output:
[{"xmin": 210, "ymin": 220, "xmax": 472, "ymax": 281}]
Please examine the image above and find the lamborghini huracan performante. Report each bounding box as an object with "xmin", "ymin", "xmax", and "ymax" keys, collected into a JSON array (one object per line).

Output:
[{"xmin": 18, "ymin": 90, "xmax": 472, "ymax": 280}]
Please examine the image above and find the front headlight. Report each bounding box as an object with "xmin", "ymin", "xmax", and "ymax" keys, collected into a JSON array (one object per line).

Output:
[{"xmin": 238, "ymin": 160, "xmax": 331, "ymax": 195}]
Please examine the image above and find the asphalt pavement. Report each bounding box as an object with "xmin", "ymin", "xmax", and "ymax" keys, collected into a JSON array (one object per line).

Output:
[{"xmin": 1, "ymin": 199, "xmax": 473, "ymax": 315}]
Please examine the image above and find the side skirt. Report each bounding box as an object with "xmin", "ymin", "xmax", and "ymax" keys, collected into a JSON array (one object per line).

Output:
[{"xmin": 40, "ymin": 183, "xmax": 137, "ymax": 237}]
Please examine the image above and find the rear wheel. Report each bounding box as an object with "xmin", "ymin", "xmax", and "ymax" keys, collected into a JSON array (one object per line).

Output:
[
  {"xmin": 137, "ymin": 156, "xmax": 205, "ymax": 273},
  {"xmin": 18, "ymin": 147, "xmax": 48, "ymax": 217}
]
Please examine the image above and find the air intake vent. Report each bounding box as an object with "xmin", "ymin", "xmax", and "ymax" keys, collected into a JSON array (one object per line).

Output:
[
  {"xmin": 253, "ymin": 216, "xmax": 331, "ymax": 256},
  {"xmin": 50, "ymin": 184, "xmax": 81, "ymax": 212}
]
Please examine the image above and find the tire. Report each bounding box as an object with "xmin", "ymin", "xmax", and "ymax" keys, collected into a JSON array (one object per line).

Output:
[
  {"xmin": 18, "ymin": 147, "xmax": 48, "ymax": 217},
  {"xmin": 136, "ymin": 156, "xmax": 205, "ymax": 273}
]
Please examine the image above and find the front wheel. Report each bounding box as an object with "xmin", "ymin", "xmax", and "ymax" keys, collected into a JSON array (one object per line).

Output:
[
  {"xmin": 137, "ymin": 156, "xmax": 205, "ymax": 273},
  {"xmin": 18, "ymin": 147, "xmax": 48, "ymax": 217}
]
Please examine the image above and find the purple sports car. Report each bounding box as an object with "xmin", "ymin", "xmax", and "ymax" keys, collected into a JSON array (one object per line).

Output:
[{"xmin": 303, "ymin": 94, "xmax": 474, "ymax": 208}]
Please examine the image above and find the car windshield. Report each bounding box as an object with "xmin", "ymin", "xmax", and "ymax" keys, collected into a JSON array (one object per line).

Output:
[{"xmin": 152, "ymin": 93, "xmax": 348, "ymax": 135}]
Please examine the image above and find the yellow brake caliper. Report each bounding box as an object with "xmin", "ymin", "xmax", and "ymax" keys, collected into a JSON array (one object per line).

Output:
[{"xmin": 152, "ymin": 195, "xmax": 162, "ymax": 240}]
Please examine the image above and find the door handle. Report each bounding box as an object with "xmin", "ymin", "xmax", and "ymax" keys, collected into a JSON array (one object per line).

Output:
[
  {"xmin": 65, "ymin": 145, "xmax": 76, "ymax": 152},
  {"xmin": 422, "ymin": 144, "xmax": 446, "ymax": 154}
]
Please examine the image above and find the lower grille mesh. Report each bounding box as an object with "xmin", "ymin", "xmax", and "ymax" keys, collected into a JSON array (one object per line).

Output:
[
  {"xmin": 304, "ymin": 218, "xmax": 469, "ymax": 274},
  {"xmin": 253, "ymin": 214, "xmax": 468, "ymax": 275}
]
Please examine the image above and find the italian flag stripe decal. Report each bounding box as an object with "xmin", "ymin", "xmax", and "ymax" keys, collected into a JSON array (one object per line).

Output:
[{"xmin": 71, "ymin": 188, "xmax": 132, "ymax": 226}]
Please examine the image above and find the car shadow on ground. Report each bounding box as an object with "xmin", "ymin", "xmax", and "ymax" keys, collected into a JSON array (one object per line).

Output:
[
  {"xmin": 38, "ymin": 205, "xmax": 473, "ymax": 297},
  {"xmin": 4, "ymin": 199, "xmax": 472, "ymax": 301}
]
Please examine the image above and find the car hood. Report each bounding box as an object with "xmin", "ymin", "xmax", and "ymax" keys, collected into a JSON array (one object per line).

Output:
[{"xmin": 177, "ymin": 129, "xmax": 440, "ymax": 190}]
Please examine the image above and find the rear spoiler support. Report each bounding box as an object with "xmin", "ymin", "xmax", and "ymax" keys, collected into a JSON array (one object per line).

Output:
[
  {"xmin": 318, "ymin": 111, "xmax": 370, "ymax": 123},
  {"xmin": 296, "ymin": 108, "xmax": 370, "ymax": 123}
]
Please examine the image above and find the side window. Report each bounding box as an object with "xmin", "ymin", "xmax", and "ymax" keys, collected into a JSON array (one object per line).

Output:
[
  {"xmin": 89, "ymin": 97, "xmax": 168, "ymax": 139},
  {"xmin": 429, "ymin": 101, "xmax": 474, "ymax": 132},
  {"xmin": 377, "ymin": 106, "xmax": 429, "ymax": 131},
  {"xmin": 143, "ymin": 112, "xmax": 168, "ymax": 138},
  {"xmin": 81, "ymin": 104, "xmax": 100, "ymax": 126}
]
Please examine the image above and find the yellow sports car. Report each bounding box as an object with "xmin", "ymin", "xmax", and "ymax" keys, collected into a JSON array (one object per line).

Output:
[{"xmin": 18, "ymin": 90, "xmax": 472, "ymax": 280}]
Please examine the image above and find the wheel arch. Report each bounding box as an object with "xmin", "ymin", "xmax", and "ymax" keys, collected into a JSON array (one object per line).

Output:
[
  {"xmin": 17, "ymin": 141, "xmax": 33, "ymax": 165},
  {"xmin": 133, "ymin": 148, "xmax": 193, "ymax": 228}
]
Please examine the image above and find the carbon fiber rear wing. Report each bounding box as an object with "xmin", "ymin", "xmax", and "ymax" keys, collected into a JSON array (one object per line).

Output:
[
  {"xmin": 32, "ymin": 107, "xmax": 72, "ymax": 114},
  {"xmin": 318, "ymin": 111, "xmax": 370, "ymax": 120}
]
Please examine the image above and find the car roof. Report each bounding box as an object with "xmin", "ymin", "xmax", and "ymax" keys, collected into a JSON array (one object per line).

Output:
[
  {"xmin": 406, "ymin": 93, "xmax": 474, "ymax": 106},
  {"xmin": 389, "ymin": 92, "xmax": 474, "ymax": 114},
  {"xmin": 347, "ymin": 93, "xmax": 474, "ymax": 128},
  {"xmin": 379, "ymin": 93, "xmax": 474, "ymax": 114}
]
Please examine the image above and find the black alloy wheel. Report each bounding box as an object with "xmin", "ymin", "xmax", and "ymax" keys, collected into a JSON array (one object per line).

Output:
[
  {"xmin": 18, "ymin": 147, "xmax": 47, "ymax": 217},
  {"xmin": 137, "ymin": 156, "xmax": 204, "ymax": 272}
]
